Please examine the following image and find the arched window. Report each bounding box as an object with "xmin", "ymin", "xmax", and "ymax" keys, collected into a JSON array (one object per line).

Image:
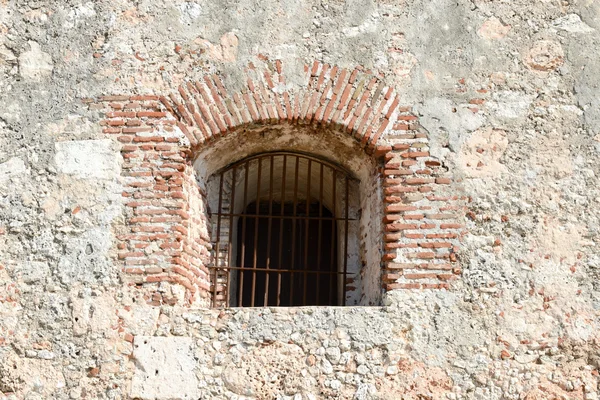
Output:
[{"xmin": 208, "ymin": 152, "xmax": 358, "ymax": 307}]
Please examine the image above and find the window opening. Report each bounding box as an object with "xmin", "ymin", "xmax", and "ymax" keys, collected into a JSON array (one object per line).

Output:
[{"xmin": 210, "ymin": 152, "xmax": 356, "ymax": 307}]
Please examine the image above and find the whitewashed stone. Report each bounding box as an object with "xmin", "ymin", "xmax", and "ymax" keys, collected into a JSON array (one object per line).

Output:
[
  {"xmin": 386, "ymin": 365, "xmax": 398, "ymax": 375},
  {"xmin": 553, "ymin": 14, "xmax": 595, "ymax": 33},
  {"xmin": 357, "ymin": 364, "xmax": 369, "ymax": 375},
  {"xmin": 222, "ymin": 369, "xmax": 254, "ymax": 396},
  {"xmin": 486, "ymin": 91, "xmax": 535, "ymax": 120},
  {"xmin": 325, "ymin": 347, "xmax": 341, "ymax": 364},
  {"xmin": 320, "ymin": 358, "xmax": 334, "ymax": 374},
  {"xmin": 131, "ymin": 336, "xmax": 199, "ymax": 399},
  {"xmin": 71, "ymin": 291, "xmax": 116, "ymax": 336},
  {"xmin": 18, "ymin": 41, "xmax": 53, "ymax": 81},
  {"xmin": 19, "ymin": 261, "xmax": 50, "ymax": 284},
  {"xmin": 0, "ymin": 157, "xmax": 27, "ymax": 182},
  {"xmin": 56, "ymin": 228, "xmax": 114, "ymax": 285},
  {"xmin": 515, "ymin": 354, "xmax": 538, "ymax": 364},
  {"xmin": 54, "ymin": 139, "xmax": 119, "ymax": 179},
  {"xmin": 416, "ymin": 97, "xmax": 485, "ymax": 161}
]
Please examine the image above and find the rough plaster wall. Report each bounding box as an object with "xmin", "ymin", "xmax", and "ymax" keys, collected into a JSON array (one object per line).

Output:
[{"xmin": 1, "ymin": 0, "xmax": 600, "ymax": 399}]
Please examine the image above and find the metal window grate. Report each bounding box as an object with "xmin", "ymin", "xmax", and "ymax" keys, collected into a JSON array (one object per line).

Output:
[{"xmin": 210, "ymin": 152, "xmax": 356, "ymax": 307}]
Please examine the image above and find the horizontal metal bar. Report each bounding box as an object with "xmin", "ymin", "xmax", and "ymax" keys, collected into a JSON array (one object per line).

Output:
[
  {"xmin": 210, "ymin": 265, "xmax": 354, "ymax": 275},
  {"xmin": 213, "ymin": 212, "xmax": 356, "ymax": 221},
  {"xmin": 215, "ymin": 151, "xmax": 359, "ymax": 180}
]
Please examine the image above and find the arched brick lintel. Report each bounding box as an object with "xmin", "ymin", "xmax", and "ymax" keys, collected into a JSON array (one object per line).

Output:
[
  {"xmin": 159, "ymin": 60, "xmax": 408, "ymax": 155},
  {"xmin": 92, "ymin": 59, "xmax": 463, "ymax": 307}
]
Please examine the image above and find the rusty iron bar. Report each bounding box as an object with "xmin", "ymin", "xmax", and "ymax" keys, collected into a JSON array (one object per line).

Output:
[
  {"xmin": 225, "ymin": 166, "xmax": 236, "ymax": 307},
  {"xmin": 219, "ymin": 151, "xmax": 354, "ymax": 179},
  {"xmin": 302, "ymin": 159, "xmax": 311, "ymax": 305},
  {"xmin": 213, "ymin": 172, "xmax": 224, "ymax": 306},
  {"xmin": 264, "ymin": 156, "xmax": 274, "ymax": 306},
  {"xmin": 330, "ymin": 168, "xmax": 336, "ymax": 306},
  {"xmin": 214, "ymin": 213, "xmax": 355, "ymax": 221},
  {"xmin": 251, "ymin": 157, "xmax": 262, "ymax": 307},
  {"xmin": 289, "ymin": 155, "xmax": 299, "ymax": 306},
  {"xmin": 316, "ymin": 162, "xmax": 324, "ymax": 305},
  {"xmin": 217, "ymin": 266, "xmax": 354, "ymax": 274},
  {"xmin": 343, "ymin": 175, "xmax": 349, "ymax": 306},
  {"xmin": 238, "ymin": 161, "xmax": 249, "ymax": 307},
  {"xmin": 276, "ymin": 155, "xmax": 287, "ymax": 306}
]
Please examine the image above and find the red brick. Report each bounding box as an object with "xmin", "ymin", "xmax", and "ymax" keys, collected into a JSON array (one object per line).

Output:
[
  {"xmin": 397, "ymin": 114, "xmax": 418, "ymax": 121},
  {"xmin": 106, "ymin": 111, "xmax": 137, "ymax": 118},
  {"xmin": 418, "ymin": 242, "xmax": 452, "ymax": 248},
  {"xmin": 383, "ymin": 272, "xmax": 402, "ymax": 281},
  {"xmin": 426, "ymin": 214, "xmax": 455, "ymax": 220},
  {"xmin": 101, "ymin": 95, "xmax": 130, "ymax": 101},
  {"xmin": 404, "ymin": 273, "xmax": 437, "ymax": 279},
  {"xmin": 401, "ymin": 151, "xmax": 429, "ymax": 158},
  {"xmin": 386, "ymin": 283, "xmax": 420, "ymax": 290},
  {"xmin": 419, "ymin": 223, "xmax": 436, "ymax": 229},
  {"xmin": 374, "ymin": 145, "xmax": 392, "ymax": 157},
  {"xmin": 385, "ymin": 204, "xmax": 417, "ymax": 213},
  {"xmin": 103, "ymin": 119, "xmax": 126, "ymax": 126},
  {"xmin": 384, "ymin": 233, "xmax": 403, "ymax": 242},
  {"xmin": 383, "ymin": 169, "xmax": 413, "ymax": 176},
  {"xmin": 392, "ymin": 123, "xmax": 410, "ymax": 130},
  {"xmin": 385, "ymin": 186, "xmax": 417, "ymax": 194},
  {"xmin": 406, "ymin": 252, "xmax": 436, "ymax": 259},
  {"xmin": 405, "ymin": 178, "xmax": 434, "ymax": 185},
  {"xmin": 386, "ymin": 223, "xmax": 418, "ymax": 231},
  {"xmin": 386, "ymin": 263, "xmax": 414, "ymax": 269},
  {"xmin": 137, "ymin": 111, "xmax": 167, "ymax": 118},
  {"xmin": 440, "ymin": 223, "xmax": 463, "ymax": 229},
  {"xmin": 130, "ymin": 95, "xmax": 160, "ymax": 101},
  {"xmin": 404, "ymin": 214, "xmax": 424, "ymax": 220},
  {"xmin": 422, "ymin": 283, "xmax": 449, "ymax": 289},
  {"xmin": 133, "ymin": 136, "xmax": 164, "ymax": 142},
  {"xmin": 108, "ymin": 102, "xmax": 124, "ymax": 109}
]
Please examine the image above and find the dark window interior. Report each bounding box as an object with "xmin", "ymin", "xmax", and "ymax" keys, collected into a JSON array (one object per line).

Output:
[{"xmin": 236, "ymin": 200, "xmax": 338, "ymax": 307}]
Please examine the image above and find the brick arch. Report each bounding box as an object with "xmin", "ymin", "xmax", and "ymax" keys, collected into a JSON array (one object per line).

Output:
[
  {"xmin": 159, "ymin": 60, "xmax": 405, "ymax": 155},
  {"xmin": 92, "ymin": 59, "xmax": 462, "ymax": 307}
]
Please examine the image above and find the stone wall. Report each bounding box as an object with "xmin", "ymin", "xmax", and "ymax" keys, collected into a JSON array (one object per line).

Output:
[{"xmin": 1, "ymin": 0, "xmax": 600, "ymax": 399}]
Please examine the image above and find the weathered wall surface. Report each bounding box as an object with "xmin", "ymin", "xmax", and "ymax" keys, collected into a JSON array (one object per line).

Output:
[{"xmin": 1, "ymin": 0, "xmax": 600, "ymax": 399}]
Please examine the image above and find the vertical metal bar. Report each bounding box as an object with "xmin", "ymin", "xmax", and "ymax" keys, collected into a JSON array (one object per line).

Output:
[
  {"xmin": 303, "ymin": 159, "xmax": 311, "ymax": 305},
  {"xmin": 213, "ymin": 172, "xmax": 224, "ymax": 307},
  {"xmin": 343, "ymin": 176, "xmax": 349, "ymax": 306},
  {"xmin": 276, "ymin": 155, "xmax": 286, "ymax": 306},
  {"xmin": 251, "ymin": 157, "xmax": 262, "ymax": 307},
  {"xmin": 316, "ymin": 163, "xmax": 323, "ymax": 305},
  {"xmin": 226, "ymin": 166, "xmax": 236, "ymax": 308},
  {"xmin": 330, "ymin": 169, "xmax": 336, "ymax": 306},
  {"xmin": 238, "ymin": 161, "xmax": 249, "ymax": 307},
  {"xmin": 264, "ymin": 156, "xmax": 274, "ymax": 306},
  {"xmin": 289, "ymin": 156, "xmax": 299, "ymax": 305}
]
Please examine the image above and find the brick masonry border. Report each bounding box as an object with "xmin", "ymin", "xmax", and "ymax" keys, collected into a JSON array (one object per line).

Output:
[{"xmin": 85, "ymin": 59, "xmax": 464, "ymax": 306}]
